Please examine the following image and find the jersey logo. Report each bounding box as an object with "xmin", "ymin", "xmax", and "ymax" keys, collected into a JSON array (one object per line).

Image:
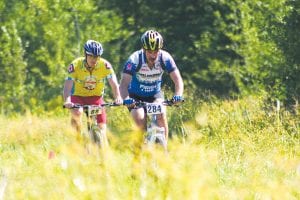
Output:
[
  {"xmin": 125, "ymin": 63, "xmax": 132, "ymax": 71},
  {"xmin": 105, "ymin": 62, "xmax": 112, "ymax": 69},
  {"xmin": 84, "ymin": 76, "xmax": 97, "ymax": 90},
  {"xmin": 68, "ymin": 64, "xmax": 75, "ymax": 73}
]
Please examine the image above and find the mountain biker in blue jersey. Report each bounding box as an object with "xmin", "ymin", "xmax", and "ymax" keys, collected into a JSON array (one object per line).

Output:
[{"xmin": 120, "ymin": 30, "xmax": 184, "ymax": 142}]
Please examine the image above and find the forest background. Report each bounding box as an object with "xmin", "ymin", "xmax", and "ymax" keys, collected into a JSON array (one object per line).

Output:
[{"xmin": 0, "ymin": 0, "xmax": 299, "ymax": 114}]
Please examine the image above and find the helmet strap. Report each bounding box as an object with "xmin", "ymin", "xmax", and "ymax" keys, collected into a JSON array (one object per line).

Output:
[{"xmin": 84, "ymin": 54, "xmax": 94, "ymax": 72}]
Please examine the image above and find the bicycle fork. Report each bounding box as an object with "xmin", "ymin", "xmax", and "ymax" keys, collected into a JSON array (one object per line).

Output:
[
  {"xmin": 146, "ymin": 114, "xmax": 167, "ymax": 149},
  {"xmin": 85, "ymin": 113, "xmax": 105, "ymax": 147}
]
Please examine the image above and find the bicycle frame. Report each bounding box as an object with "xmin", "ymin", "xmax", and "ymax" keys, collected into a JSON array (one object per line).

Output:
[
  {"xmin": 64, "ymin": 103, "xmax": 119, "ymax": 147},
  {"xmin": 83, "ymin": 105, "xmax": 104, "ymax": 146},
  {"xmin": 135, "ymin": 100, "xmax": 175, "ymax": 150}
]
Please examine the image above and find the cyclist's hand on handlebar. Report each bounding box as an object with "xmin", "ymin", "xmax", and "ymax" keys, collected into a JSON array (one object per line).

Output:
[
  {"xmin": 172, "ymin": 95, "xmax": 184, "ymax": 104},
  {"xmin": 123, "ymin": 98, "xmax": 135, "ymax": 108},
  {"xmin": 63, "ymin": 102, "xmax": 74, "ymax": 108},
  {"xmin": 114, "ymin": 96, "xmax": 123, "ymax": 105}
]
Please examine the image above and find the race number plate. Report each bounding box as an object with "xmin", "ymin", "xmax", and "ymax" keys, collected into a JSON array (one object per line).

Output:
[
  {"xmin": 88, "ymin": 106, "xmax": 102, "ymax": 116},
  {"xmin": 146, "ymin": 103, "xmax": 164, "ymax": 115}
]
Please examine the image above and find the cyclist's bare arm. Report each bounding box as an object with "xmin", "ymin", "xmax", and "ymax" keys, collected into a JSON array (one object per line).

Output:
[
  {"xmin": 169, "ymin": 69, "xmax": 184, "ymax": 96},
  {"xmin": 119, "ymin": 73, "xmax": 132, "ymax": 99},
  {"xmin": 63, "ymin": 79, "xmax": 74, "ymax": 108},
  {"xmin": 108, "ymin": 74, "xmax": 123, "ymax": 104}
]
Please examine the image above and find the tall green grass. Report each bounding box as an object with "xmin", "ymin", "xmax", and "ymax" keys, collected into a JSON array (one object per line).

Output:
[{"xmin": 0, "ymin": 96, "xmax": 299, "ymax": 199}]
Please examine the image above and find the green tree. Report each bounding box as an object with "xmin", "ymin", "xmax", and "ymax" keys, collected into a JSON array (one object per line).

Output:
[
  {"xmin": 1, "ymin": 0, "xmax": 299, "ymax": 114},
  {"xmin": 0, "ymin": 21, "xmax": 27, "ymax": 113},
  {"xmin": 104, "ymin": 0, "xmax": 299, "ymax": 105},
  {"xmin": 272, "ymin": 0, "xmax": 300, "ymax": 104},
  {"xmin": 0, "ymin": 0, "xmax": 126, "ymax": 113}
]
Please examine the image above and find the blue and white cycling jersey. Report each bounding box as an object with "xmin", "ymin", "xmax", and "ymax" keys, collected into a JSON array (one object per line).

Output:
[{"xmin": 123, "ymin": 49, "xmax": 177, "ymax": 97}]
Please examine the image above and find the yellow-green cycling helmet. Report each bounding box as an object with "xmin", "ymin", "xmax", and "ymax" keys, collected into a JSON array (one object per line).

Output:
[{"xmin": 141, "ymin": 30, "xmax": 163, "ymax": 50}]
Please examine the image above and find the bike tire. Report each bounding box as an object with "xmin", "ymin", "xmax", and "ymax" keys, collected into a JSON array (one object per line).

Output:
[
  {"xmin": 89, "ymin": 128, "xmax": 101, "ymax": 147},
  {"xmin": 145, "ymin": 127, "xmax": 167, "ymax": 150}
]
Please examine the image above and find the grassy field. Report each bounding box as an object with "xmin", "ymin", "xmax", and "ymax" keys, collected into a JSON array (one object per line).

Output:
[{"xmin": 0, "ymin": 96, "xmax": 299, "ymax": 200}]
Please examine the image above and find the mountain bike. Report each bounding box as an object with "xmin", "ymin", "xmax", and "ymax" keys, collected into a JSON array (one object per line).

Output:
[
  {"xmin": 64, "ymin": 103, "xmax": 120, "ymax": 148},
  {"xmin": 134, "ymin": 99, "xmax": 183, "ymax": 150}
]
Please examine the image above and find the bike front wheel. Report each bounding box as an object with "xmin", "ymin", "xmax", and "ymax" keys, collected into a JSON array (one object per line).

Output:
[
  {"xmin": 145, "ymin": 126, "xmax": 167, "ymax": 150},
  {"xmin": 90, "ymin": 126, "xmax": 108, "ymax": 148}
]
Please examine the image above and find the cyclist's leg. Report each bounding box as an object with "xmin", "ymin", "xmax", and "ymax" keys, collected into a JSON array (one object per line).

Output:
[
  {"xmin": 156, "ymin": 113, "xmax": 168, "ymax": 140},
  {"xmin": 128, "ymin": 94, "xmax": 148, "ymax": 131},
  {"xmin": 70, "ymin": 109, "xmax": 83, "ymax": 133},
  {"xmin": 70, "ymin": 96, "xmax": 84, "ymax": 134},
  {"xmin": 130, "ymin": 93, "xmax": 168, "ymax": 142},
  {"xmin": 94, "ymin": 96, "xmax": 109, "ymax": 147},
  {"xmin": 97, "ymin": 123, "xmax": 108, "ymax": 147},
  {"xmin": 154, "ymin": 97, "xmax": 168, "ymax": 142},
  {"xmin": 130, "ymin": 108, "xmax": 147, "ymax": 131}
]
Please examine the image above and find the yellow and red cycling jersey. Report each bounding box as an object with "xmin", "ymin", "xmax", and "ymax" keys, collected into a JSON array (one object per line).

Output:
[{"xmin": 66, "ymin": 57, "xmax": 114, "ymax": 96}]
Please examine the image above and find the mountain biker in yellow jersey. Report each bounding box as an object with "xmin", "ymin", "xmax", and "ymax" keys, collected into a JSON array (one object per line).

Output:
[
  {"xmin": 120, "ymin": 30, "xmax": 184, "ymax": 143},
  {"xmin": 63, "ymin": 40, "xmax": 122, "ymax": 140}
]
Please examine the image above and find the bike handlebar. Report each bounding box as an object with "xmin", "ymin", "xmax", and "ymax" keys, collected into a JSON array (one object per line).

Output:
[
  {"xmin": 63, "ymin": 102, "xmax": 122, "ymax": 109},
  {"xmin": 134, "ymin": 99, "xmax": 185, "ymax": 107},
  {"xmin": 63, "ymin": 99, "xmax": 185, "ymax": 109}
]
